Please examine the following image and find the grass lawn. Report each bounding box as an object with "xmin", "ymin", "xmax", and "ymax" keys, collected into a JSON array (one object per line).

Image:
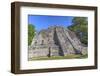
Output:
[{"xmin": 29, "ymin": 54, "xmax": 88, "ymax": 61}]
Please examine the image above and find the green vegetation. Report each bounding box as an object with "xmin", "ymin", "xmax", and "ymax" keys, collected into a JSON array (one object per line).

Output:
[
  {"xmin": 29, "ymin": 54, "xmax": 88, "ymax": 61},
  {"xmin": 68, "ymin": 17, "xmax": 88, "ymax": 45},
  {"xmin": 28, "ymin": 24, "xmax": 36, "ymax": 46}
]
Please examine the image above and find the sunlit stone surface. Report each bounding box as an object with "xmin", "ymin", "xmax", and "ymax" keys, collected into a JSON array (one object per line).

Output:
[{"xmin": 28, "ymin": 26, "xmax": 87, "ymax": 60}]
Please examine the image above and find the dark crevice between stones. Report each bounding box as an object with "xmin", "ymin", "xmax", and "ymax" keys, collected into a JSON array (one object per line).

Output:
[{"xmin": 53, "ymin": 27, "xmax": 64, "ymax": 56}]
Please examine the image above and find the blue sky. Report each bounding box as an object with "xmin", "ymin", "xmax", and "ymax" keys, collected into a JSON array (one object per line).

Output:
[{"xmin": 28, "ymin": 15, "xmax": 74, "ymax": 32}]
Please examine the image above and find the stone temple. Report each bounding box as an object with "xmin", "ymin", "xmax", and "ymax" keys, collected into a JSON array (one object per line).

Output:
[{"xmin": 28, "ymin": 26, "xmax": 87, "ymax": 60}]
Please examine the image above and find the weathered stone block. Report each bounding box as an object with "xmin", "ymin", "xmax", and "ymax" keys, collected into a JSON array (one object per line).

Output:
[{"xmin": 28, "ymin": 26, "xmax": 88, "ymax": 59}]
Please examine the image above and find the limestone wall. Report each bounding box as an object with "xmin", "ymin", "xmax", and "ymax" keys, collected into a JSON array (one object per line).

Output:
[{"xmin": 28, "ymin": 26, "xmax": 87, "ymax": 60}]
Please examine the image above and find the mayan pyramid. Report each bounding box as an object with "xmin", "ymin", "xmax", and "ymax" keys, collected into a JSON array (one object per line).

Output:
[{"xmin": 28, "ymin": 26, "xmax": 87, "ymax": 59}]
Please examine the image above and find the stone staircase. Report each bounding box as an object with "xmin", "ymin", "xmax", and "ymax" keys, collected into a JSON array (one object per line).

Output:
[
  {"xmin": 29, "ymin": 26, "xmax": 87, "ymax": 59},
  {"xmin": 55, "ymin": 27, "xmax": 75, "ymax": 55},
  {"xmin": 64, "ymin": 28, "xmax": 82, "ymax": 54}
]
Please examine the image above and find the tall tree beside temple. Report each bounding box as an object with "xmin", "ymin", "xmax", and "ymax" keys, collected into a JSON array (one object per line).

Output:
[
  {"xmin": 68, "ymin": 17, "xmax": 88, "ymax": 45},
  {"xmin": 28, "ymin": 24, "xmax": 36, "ymax": 46}
]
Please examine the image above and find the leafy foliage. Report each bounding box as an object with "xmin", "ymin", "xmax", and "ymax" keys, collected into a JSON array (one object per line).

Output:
[
  {"xmin": 28, "ymin": 24, "xmax": 36, "ymax": 46},
  {"xmin": 68, "ymin": 17, "xmax": 88, "ymax": 45}
]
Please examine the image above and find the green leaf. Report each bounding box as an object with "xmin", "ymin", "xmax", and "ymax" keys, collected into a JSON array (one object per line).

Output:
[
  {"xmin": 28, "ymin": 24, "xmax": 36, "ymax": 46},
  {"xmin": 68, "ymin": 17, "xmax": 88, "ymax": 45}
]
